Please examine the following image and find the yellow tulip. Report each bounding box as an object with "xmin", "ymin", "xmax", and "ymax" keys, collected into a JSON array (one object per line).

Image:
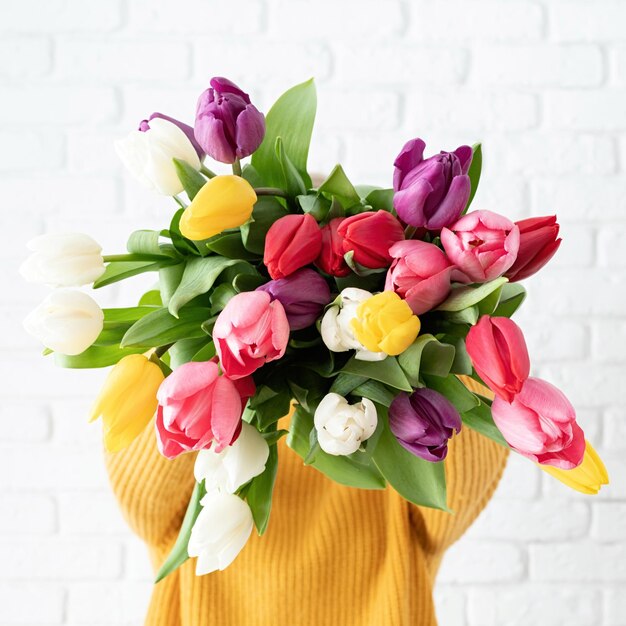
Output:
[
  {"xmin": 351, "ymin": 291, "xmax": 420, "ymax": 356},
  {"xmin": 540, "ymin": 441, "xmax": 609, "ymax": 495},
  {"xmin": 179, "ymin": 175, "xmax": 257, "ymax": 240},
  {"xmin": 90, "ymin": 354, "xmax": 165, "ymax": 452}
]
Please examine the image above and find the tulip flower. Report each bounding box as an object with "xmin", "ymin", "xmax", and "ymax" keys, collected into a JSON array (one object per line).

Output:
[
  {"xmin": 385, "ymin": 240, "xmax": 454, "ymax": 315},
  {"xmin": 492, "ymin": 377, "xmax": 585, "ymax": 469},
  {"xmin": 351, "ymin": 291, "xmax": 421, "ymax": 357},
  {"xmin": 441, "ymin": 210, "xmax": 520, "ymax": 283},
  {"xmin": 315, "ymin": 217, "xmax": 351, "ymax": 277},
  {"xmin": 155, "ymin": 361, "xmax": 255, "ymax": 459},
  {"xmin": 320, "ymin": 288, "xmax": 386, "ymax": 361},
  {"xmin": 179, "ymin": 175, "xmax": 257, "ymax": 241},
  {"xmin": 337, "ymin": 210, "xmax": 404, "ymax": 269},
  {"xmin": 194, "ymin": 422, "xmax": 270, "ymax": 494},
  {"xmin": 194, "ymin": 77, "xmax": 265, "ymax": 164},
  {"xmin": 389, "ymin": 388, "xmax": 462, "ymax": 461},
  {"xmin": 465, "ymin": 315, "xmax": 530, "ymax": 402},
  {"xmin": 115, "ymin": 116, "xmax": 202, "ymax": 196},
  {"xmin": 23, "ymin": 290, "xmax": 104, "ymax": 356},
  {"xmin": 20, "ymin": 232, "xmax": 105, "ymax": 288},
  {"xmin": 505, "ymin": 215, "xmax": 562, "ymax": 282},
  {"xmin": 313, "ymin": 393, "xmax": 378, "ymax": 456},
  {"xmin": 393, "ymin": 138, "xmax": 473, "ymax": 230},
  {"xmin": 90, "ymin": 354, "xmax": 164, "ymax": 452},
  {"xmin": 256, "ymin": 269, "xmax": 331, "ymax": 330},
  {"xmin": 263, "ymin": 213, "xmax": 323, "ymax": 279},
  {"xmin": 188, "ymin": 490, "xmax": 254, "ymax": 574},
  {"xmin": 213, "ymin": 291, "xmax": 290, "ymax": 379},
  {"xmin": 540, "ymin": 441, "xmax": 609, "ymax": 495},
  {"xmin": 139, "ymin": 112, "xmax": 204, "ymax": 160}
]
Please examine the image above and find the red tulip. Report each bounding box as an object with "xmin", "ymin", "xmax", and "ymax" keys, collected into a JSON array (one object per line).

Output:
[
  {"xmin": 337, "ymin": 210, "xmax": 404, "ymax": 269},
  {"xmin": 264, "ymin": 214, "xmax": 322, "ymax": 279},
  {"xmin": 315, "ymin": 218, "xmax": 351, "ymax": 277},
  {"xmin": 465, "ymin": 315, "xmax": 530, "ymax": 402},
  {"xmin": 505, "ymin": 215, "xmax": 561, "ymax": 282}
]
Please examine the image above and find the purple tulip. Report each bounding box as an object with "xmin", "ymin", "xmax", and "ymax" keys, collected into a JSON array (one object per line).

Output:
[
  {"xmin": 393, "ymin": 138, "xmax": 473, "ymax": 231},
  {"xmin": 389, "ymin": 388, "xmax": 462, "ymax": 462},
  {"xmin": 256, "ymin": 269, "xmax": 331, "ymax": 331},
  {"xmin": 194, "ymin": 77, "xmax": 266, "ymax": 164},
  {"xmin": 138, "ymin": 112, "xmax": 204, "ymax": 160}
]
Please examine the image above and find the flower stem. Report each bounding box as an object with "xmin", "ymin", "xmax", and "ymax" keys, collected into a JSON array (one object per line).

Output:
[
  {"xmin": 254, "ymin": 187, "xmax": 288, "ymax": 198},
  {"xmin": 174, "ymin": 195, "xmax": 187, "ymax": 209},
  {"xmin": 200, "ymin": 165, "xmax": 217, "ymax": 178},
  {"xmin": 232, "ymin": 159, "xmax": 242, "ymax": 176},
  {"xmin": 155, "ymin": 343, "xmax": 173, "ymax": 358},
  {"xmin": 404, "ymin": 225, "xmax": 417, "ymax": 239},
  {"xmin": 102, "ymin": 254, "xmax": 166, "ymax": 262}
]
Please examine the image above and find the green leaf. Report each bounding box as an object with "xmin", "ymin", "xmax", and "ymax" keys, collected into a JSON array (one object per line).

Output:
[
  {"xmin": 159, "ymin": 263, "xmax": 185, "ymax": 306},
  {"xmin": 371, "ymin": 406, "xmax": 448, "ymax": 510},
  {"xmin": 318, "ymin": 164, "xmax": 361, "ymax": 209},
  {"xmin": 249, "ymin": 380, "xmax": 292, "ymax": 430},
  {"xmin": 444, "ymin": 334, "xmax": 473, "ymax": 375},
  {"xmin": 169, "ymin": 336, "xmax": 214, "ymax": 369},
  {"xmin": 240, "ymin": 197, "xmax": 289, "ymax": 255},
  {"xmin": 127, "ymin": 230, "xmax": 177, "ymax": 258},
  {"xmin": 493, "ymin": 282, "xmax": 527, "ymax": 318},
  {"xmin": 398, "ymin": 334, "xmax": 456, "ymax": 385},
  {"xmin": 121, "ymin": 307, "xmax": 211, "ymax": 349},
  {"xmin": 462, "ymin": 401, "xmax": 509, "ymax": 447},
  {"xmin": 205, "ymin": 232, "xmax": 258, "ymax": 260},
  {"xmin": 287, "ymin": 405, "xmax": 386, "ymax": 490},
  {"xmin": 351, "ymin": 380, "xmax": 396, "ymax": 407},
  {"xmin": 275, "ymin": 137, "xmax": 307, "ymax": 198},
  {"xmin": 477, "ymin": 285, "xmax": 504, "ymax": 316},
  {"xmin": 173, "ymin": 158, "xmax": 206, "ymax": 200},
  {"xmin": 155, "ymin": 481, "xmax": 204, "ymax": 583},
  {"xmin": 138, "ymin": 290, "xmax": 163, "ymax": 307},
  {"xmin": 436, "ymin": 277, "xmax": 508, "ymax": 312},
  {"xmin": 54, "ymin": 345, "xmax": 145, "ymax": 369},
  {"xmin": 423, "ymin": 374, "xmax": 480, "ymax": 414},
  {"xmin": 167, "ymin": 208, "xmax": 198, "ymax": 256},
  {"xmin": 342, "ymin": 356, "xmax": 413, "ymax": 392},
  {"xmin": 168, "ymin": 257, "xmax": 238, "ymax": 318},
  {"xmin": 442, "ymin": 306, "xmax": 479, "ymax": 325},
  {"xmin": 365, "ymin": 188, "xmax": 395, "ymax": 212},
  {"xmin": 94, "ymin": 259, "xmax": 178, "ymax": 289},
  {"xmin": 329, "ymin": 372, "xmax": 368, "ymax": 397},
  {"xmin": 210, "ymin": 283, "xmax": 237, "ymax": 315},
  {"xmin": 251, "ymin": 78, "xmax": 316, "ymax": 188},
  {"xmin": 232, "ymin": 273, "xmax": 265, "ymax": 293},
  {"xmin": 103, "ymin": 306, "xmax": 159, "ymax": 323},
  {"xmin": 246, "ymin": 445, "xmax": 278, "ymax": 535},
  {"xmin": 298, "ymin": 193, "xmax": 331, "ymax": 221},
  {"xmin": 465, "ymin": 143, "xmax": 482, "ymax": 211},
  {"xmin": 191, "ymin": 341, "xmax": 216, "ymax": 362}
]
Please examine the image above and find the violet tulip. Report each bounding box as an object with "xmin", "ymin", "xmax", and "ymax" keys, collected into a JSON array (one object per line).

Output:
[
  {"xmin": 393, "ymin": 138, "xmax": 473, "ymax": 230},
  {"xmin": 257, "ymin": 269, "xmax": 331, "ymax": 331},
  {"xmin": 194, "ymin": 77, "xmax": 265, "ymax": 164},
  {"xmin": 389, "ymin": 388, "xmax": 462, "ymax": 462},
  {"xmin": 505, "ymin": 215, "xmax": 562, "ymax": 282},
  {"xmin": 213, "ymin": 291, "xmax": 290, "ymax": 379},
  {"xmin": 139, "ymin": 112, "xmax": 204, "ymax": 160},
  {"xmin": 385, "ymin": 240, "xmax": 454, "ymax": 315},
  {"xmin": 315, "ymin": 218, "xmax": 351, "ymax": 277},
  {"xmin": 465, "ymin": 315, "xmax": 530, "ymax": 402},
  {"xmin": 441, "ymin": 210, "xmax": 520, "ymax": 283},
  {"xmin": 492, "ymin": 377, "xmax": 585, "ymax": 469}
]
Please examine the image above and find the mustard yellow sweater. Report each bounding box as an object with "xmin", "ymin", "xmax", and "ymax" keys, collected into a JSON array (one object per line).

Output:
[{"xmin": 106, "ymin": 377, "xmax": 508, "ymax": 626}]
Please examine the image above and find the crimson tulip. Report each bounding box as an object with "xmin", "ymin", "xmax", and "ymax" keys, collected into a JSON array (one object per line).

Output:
[{"xmin": 315, "ymin": 218, "xmax": 351, "ymax": 277}]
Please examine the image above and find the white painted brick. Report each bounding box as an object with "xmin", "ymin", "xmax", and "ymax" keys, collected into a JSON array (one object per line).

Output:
[
  {"xmin": 550, "ymin": 2, "xmax": 626, "ymax": 42},
  {"xmin": 473, "ymin": 44, "xmax": 604, "ymax": 88},
  {"xmin": 491, "ymin": 454, "xmax": 541, "ymax": 500},
  {"xmin": 520, "ymin": 317, "xmax": 588, "ymax": 361},
  {"xmin": 51, "ymin": 400, "xmax": 103, "ymax": 446},
  {"xmin": 611, "ymin": 44, "xmax": 626, "ymax": 86},
  {"xmin": 591, "ymin": 503, "xmax": 626, "ymax": 542},
  {"xmin": 411, "ymin": 1, "xmax": 544, "ymax": 42},
  {"xmin": 598, "ymin": 226, "xmax": 626, "ymax": 267},
  {"xmin": 592, "ymin": 321, "xmax": 626, "ymax": 363},
  {"xmin": 0, "ymin": 403, "xmax": 51, "ymax": 443},
  {"xmin": 0, "ymin": 37, "xmax": 50, "ymax": 78},
  {"xmin": 317, "ymin": 90, "xmax": 401, "ymax": 131},
  {"xmin": 606, "ymin": 588, "xmax": 626, "ymax": 626},
  {"xmin": 67, "ymin": 582, "xmax": 152, "ymax": 624},
  {"xmin": 469, "ymin": 175, "xmax": 529, "ymax": 219},
  {"xmin": 0, "ymin": 494, "xmax": 56, "ymax": 534},
  {"xmin": 56, "ymin": 40, "xmax": 191, "ymax": 82},
  {"xmin": 604, "ymin": 408, "xmax": 626, "ymax": 451},
  {"xmin": 0, "ymin": 130, "xmax": 65, "ymax": 172},
  {"xmin": 434, "ymin": 587, "xmax": 466, "ymax": 626},
  {"xmin": 550, "ymin": 224, "xmax": 595, "ymax": 268},
  {"xmin": 0, "ymin": 583, "xmax": 64, "ymax": 624},
  {"xmin": 121, "ymin": 85, "xmax": 200, "ymax": 129},
  {"xmin": 67, "ymin": 129, "xmax": 124, "ymax": 174},
  {"xmin": 58, "ymin": 492, "xmax": 129, "ymax": 536},
  {"xmin": 546, "ymin": 91, "xmax": 626, "ymax": 131},
  {"xmin": 123, "ymin": 538, "xmax": 153, "ymax": 582}
]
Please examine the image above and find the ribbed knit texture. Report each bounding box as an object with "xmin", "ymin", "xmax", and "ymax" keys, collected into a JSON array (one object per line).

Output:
[{"xmin": 105, "ymin": 376, "xmax": 508, "ymax": 626}]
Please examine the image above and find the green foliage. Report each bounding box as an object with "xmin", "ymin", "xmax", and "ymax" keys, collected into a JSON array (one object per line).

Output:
[
  {"xmin": 436, "ymin": 277, "xmax": 508, "ymax": 312},
  {"xmin": 465, "ymin": 143, "xmax": 482, "ymax": 211},
  {"xmin": 422, "ymin": 374, "xmax": 480, "ymax": 413},
  {"xmin": 54, "ymin": 345, "xmax": 146, "ymax": 369},
  {"xmin": 246, "ymin": 445, "xmax": 279, "ymax": 535},
  {"xmin": 318, "ymin": 164, "xmax": 361, "ymax": 210},
  {"xmin": 341, "ymin": 356, "xmax": 413, "ymax": 392},
  {"xmin": 398, "ymin": 334, "xmax": 456, "ymax": 385},
  {"xmin": 94, "ymin": 258, "xmax": 179, "ymax": 289},
  {"xmin": 461, "ymin": 400, "xmax": 509, "ymax": 448},
  {"xmin": 493, "ymin": 283, "xmax": 527, "ymax": 318},
  {"xmin": 173, "ymin": 158, "xmax": 207, "ymax": 200}
]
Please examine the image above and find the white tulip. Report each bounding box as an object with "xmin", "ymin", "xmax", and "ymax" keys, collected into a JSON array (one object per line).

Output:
[
  {"xmin": 23, "ymin": 290, "xmax": 104, "ymax": 355},
  {"xmin": 115, "ymin": 117, "xmax": 202, "ymax": 196},
  {"xmin": 320, "ymin": 287, "xmax": 386, "ymax": 362},
  {"xmin": 188, "ymin": 490, "xmax": 254, "ymax": 575},
  {"xmin": 314, "ymin": 392, "xmax": 378, "ymax": 456},
  {"xmin": 194, "ymin": 422, "xmax": 270, "ymax": 494},
  {"xmin": 20, "ymin": 233, "xmax": 105, "ymax": 287}
]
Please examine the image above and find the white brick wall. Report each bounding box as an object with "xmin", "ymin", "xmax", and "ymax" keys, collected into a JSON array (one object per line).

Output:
[{"xmin": 0, "ymin": 0, "xmax": 624, "ymax": 624}]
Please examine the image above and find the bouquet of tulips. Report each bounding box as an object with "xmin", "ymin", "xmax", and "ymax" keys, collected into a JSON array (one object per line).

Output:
[{"xmin": 22, "ymin": 77, "xmax": 609, "ymax": 579}]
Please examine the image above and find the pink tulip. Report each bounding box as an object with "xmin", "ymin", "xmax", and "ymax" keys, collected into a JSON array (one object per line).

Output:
[
  {"xmin": 466, "ymin": 315, "xmax": 530, "ymax": 402},
  {"xmin": 385, "ymin": 240, "xmax": 454, "ymax": 315},
  {"xmin": 441, "ymin": 210, "xmax": 520, "ymax": 283},
  {"xmin": 213, "ymin": 291, "xmax": 290, "ymax": 379},
  {"xmin": 492, "ymin": 377, "xmax": 585, "ymax": 469},
  {"xmin": 155, "ymin": 361, "xmax": 255, "ymax": 459}
]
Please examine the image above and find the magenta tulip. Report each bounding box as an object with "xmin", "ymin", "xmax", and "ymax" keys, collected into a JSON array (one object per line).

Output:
[{"xmin": 492, "ymin": 377, "xmax": 585, "ymax": 469}]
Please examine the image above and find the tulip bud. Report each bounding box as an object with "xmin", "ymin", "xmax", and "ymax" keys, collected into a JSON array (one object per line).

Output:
[
  {"xmin": 90, "ymin": 354, "xmax": 164, "ymax": 452},
  {"xmin": 315, "ymin": 218, "xmax": 351, "ymax": 277},
  {"xmin": 188, "ymin": 490, "xmax": 254, "ymax": 574},
  {"xmin": 115, "ymin": 117, "xmax": 202, "ymax": 196},
  {"xmin": 351, "ymin": 291, "xmax": 421, "ymax": 357},
  {"xmin": 20, "ymin": 233, "xmax": 105, "ymax": 288},
  {"xmin": 393, "ymin": 138, "xmax": 473, "ymax": 230},
  {"xmin": 139, "ymin": 112, "xmax": 204, "ymax": 160},
  {"xmin": 194, "ymin": 422, "xmax": 269, "ymax": 494},
  {"xmin": 337, "ymin": 210, "xmax": 404, "ymax": 269},
  {"xmin": 263, "ymin": 214, "xmax": 323, "ymax": 280},
  {"xmin": 389, "ymin": 388, "xmax": 462, "ymax": 461},
  {"xmin": 465, "ymin": 315, "xmax": 530, "ymax": 402},
  {"xmin": 313, "ymin": 392, "xmax": 378, "ymax": 456},
  {"xmin": 492, "ymin": 377, "xmax": 585, "ymax": 469},
  {"xmin": 256, "ymin": 269, "xmax": 331, "ymax": 331},
  {"xmin": 179, "ymin": 175, "xmax": 257, "ymax": 241},
  {"xmin": 23, "ymin": 290, "xmax": 104, "ymax": 356},
  {"xmin": 194, "ymin": 77, "xmax": 265, "ymax": 164},
  {"xmin": 441, "ymin": 210, "xmax": 520, "ymax": 283},
  {"xmin": 505, "ymin": 215, "xmax": 562, "ymax": 282}
]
